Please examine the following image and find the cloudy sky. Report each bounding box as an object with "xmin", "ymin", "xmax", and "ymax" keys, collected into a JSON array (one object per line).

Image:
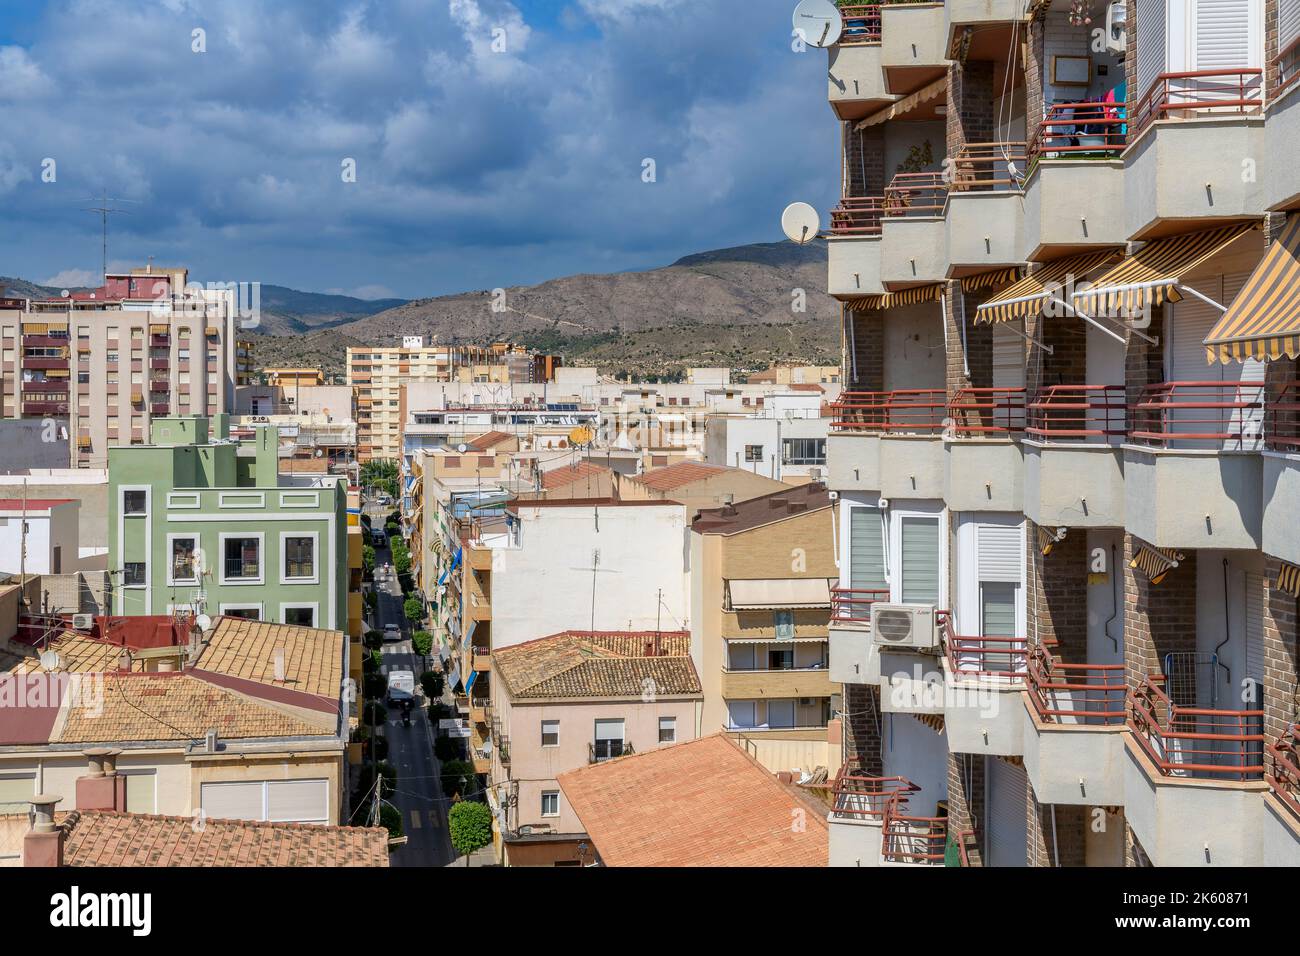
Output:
[{"xmin": 0, "ymin": 0, "xmax": 838, "ymax": 300}]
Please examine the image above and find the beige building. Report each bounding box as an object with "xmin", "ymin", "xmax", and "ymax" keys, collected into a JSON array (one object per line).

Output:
[
  {"xmin": 615, "ymin": 460, "xmax": 790, "ymax": 520},
  {"xmin": 690, "ymin": 482, "xmax": 839, "ymax": 776}
]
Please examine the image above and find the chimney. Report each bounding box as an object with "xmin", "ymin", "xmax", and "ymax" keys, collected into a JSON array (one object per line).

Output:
[
  {"xmin": 720, "ymin": 493, "xmax": 737, "ymax": 517},
  {"xmin": 75, "ymin": 748, "xmax": 125, "ymax": 812},
  {"xmin": 22, "ymin": 794, "xmax": 63, "ymax": 867}
]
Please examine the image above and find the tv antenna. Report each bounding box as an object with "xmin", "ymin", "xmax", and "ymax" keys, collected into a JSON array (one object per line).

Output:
[{"xmin": 79, "ymin": 193, "xmax": 139, "ymax": 279}]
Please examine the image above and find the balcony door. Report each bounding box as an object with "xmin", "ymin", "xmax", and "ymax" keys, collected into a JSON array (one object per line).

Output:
[
  {"xmin": 592, "ymin": 719, "xmax": 625, "ymax": 762},
  {"xmin": 1163, "ymin": 0, "xmax": 1263, "ymax": 111}
]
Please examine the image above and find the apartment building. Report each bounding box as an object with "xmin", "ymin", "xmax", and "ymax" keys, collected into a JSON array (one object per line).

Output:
[
  {"xmin": 485, "ymin": 629, "xmax": 702, "ymax": 866},
  {"xmin": 690, "ymin": 483, "xmax": 839, "ymax": 775},
  {"xmin": 815, "ymin": 0, "xmax": 1300, "ymax": 867},
  {"xmin": 107, "ymin": 416, "xmax": 351, "ymax": 633},
  {"xmin": 0, "ymin": 267, "xmax": 248, "ymax": 469},
  {"xmin": 703, "ymin": 390, "xmax": 832, "ymax": 482},
  {"xmin": 232, "ymin": 380, "xmax": 359, "ymax": 483},
  {"xmin": 0, "ymin": 498, "xmax": 79, "ymax": 575}
]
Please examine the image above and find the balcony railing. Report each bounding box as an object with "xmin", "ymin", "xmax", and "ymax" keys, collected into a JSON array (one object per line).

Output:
[
  {"xmin": 883, "ymin": 172, "xmax": 947, "ymax": 217},
  {"xmin": 1265, "ymin": 724, "xmax": 1300, "ymax": 821},
  {"xmin": 880, "ymin": 796, "xmax": 947, "ymax": 864},
  {"xmin": 1026, "ymin": 645, "xmax": 1126, "ymax": 726},
  {"xmin": 1129, "ymin": 381, "xmax": 1265, "ymax": 450},
  {"xmin": 1131, "ymin": 69, "xmax": 1264, "ymax": 138},
  {"xmin": 950, "ymin": 142, "xmax": 1027, "ymax": 192},
  {"xmin": 1026, "ymin": 384, "xmax": 1127, "ymax": 443},
  {"xmin": 948, "ymin": 387, "xmax": 1026, "ymax": 437},
  {"xmin": 942, "ymin": 614, "xmax": 1027, "ymax": 680},
  {"xmin": 829, "ymin": 388, "xmax": 947, "ymax": 434},
  {"xmin": 829, "ymin": 768, "xmax": 918, "ymax": 821},
  {"xmin": 829, "ymin": 196, "xmax": 885, "ymax": 236},
  {"xmin": 1265, "ymin": 380, "xmax": 1300, "ymax": 452},
  {"xmin": 588, "ymin": 740, "xmax": 634, "ymax": 764},
  {"xmin": 1128, "ymin": 676, "xmax": 1265, "ymax": 781},
  {"xmin": 831, "ymin": 585, "xmax": 890, "ymax": 624},
  {"xmin": 1029, "ymin": 101, "xmax": 1126, "ymax": 161},
  {"xmin": 837, "ymin": 4, "xmax": 882, "ymax": 45}
]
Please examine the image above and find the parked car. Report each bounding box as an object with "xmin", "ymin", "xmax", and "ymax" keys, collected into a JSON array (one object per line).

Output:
[{"xmin": 383, "ymin": 623, "xmax": 401, "ymax": 642}]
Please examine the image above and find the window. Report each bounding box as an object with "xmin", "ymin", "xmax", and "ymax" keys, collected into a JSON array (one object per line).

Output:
[
  {"xmin": 850, "ymin": 507, "xmax": 888, "ymax": 593},
  {"xmin": 122, "ymin": 770, "xmax": 157, "ymax": 814},
  {"xmin": 0, "ymin": 773, "xmax": 35, "ymax": 809},
  {"xmin": 658, "ymin": 716, "xmax": 676, "ymax": 743},
  {"xmin": 122, "ymin": 562, "xmax": 146, "ymax": 587},
  {"xmin": 541, "ymin": 719, "xmax": 559, "ymax": 747},
  {"xmin": 768, "ymin": 647, "xmax": 795, "ymax": 671},
  {"xmin": 782, "ymin": 437, "xmax": 826, "ymax": 465},
  {"xmin": 123, "ymin": 489, "xmax": 147, "ymax": 515},
  {"xmin": 592, "ymin": 718, "xmax": 625, "ymax": 761},
  {"xmin": 219, "ymin": 604, "xmax": 262, "ymax": 621},
  {"xmin": 222, "ymin": 535, "xmax": 262, "ymax": 583},
  {"xmin": 540, "ymin": 791, "xmax": 560, "ymax": 817},
  {"xmin": 169, "ymin": 535, "xmax": 199, "ymax": 584},
  {"xmin": 281, "ymin": 604, "xmax": 317, "ymax": 628},
  {"xmin": 774, "ymin": 610, "xmax": 795, "ymax": 640},
  {"xmin": 767, "ymin": 699, "xmax": 796, "ymax": 728},
  {"xmin": 900, "ymin": 516, "xmax": 941, "ymax": 606},
  {"xmin": 727, "ymin": 701, "xmax": 757, "ymax": 729},
  {"xmin": 282, "ymin": 534, "xmax": 316, "ymax": 581},
  {"xmin": 727, "ymin": 643, "xmax": 755, "ymax": 670},
  {"xmin": 200, "ymin": 779, "xmax": 328, "ymax": 824},
  {"xmin": 744, "ymin": 444, "xmax": 764, "ymax": 463}
]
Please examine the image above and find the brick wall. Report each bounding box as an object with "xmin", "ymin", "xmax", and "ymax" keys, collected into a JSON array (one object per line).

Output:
[
  {"xmin": 1267, "ymin": 0, "xmax": 1280, "ymax": 96},
  {"xmin": 1028, "ymin": 521, "xmax": 1089, "ymax": 659},
  {"xmin": 841, "ymin": 684, "xmax": 884, "ymax": 776},
  {"xmin": 1125, "ymin": 306, "xmax": 1166, "ymax": 408},
  {"xmin": 1025, "ymin": 18, "xmax": 1046, "ymax": 132},
  {"xmin": 946, "ymin": 60, "xmax": 996, "ymax": 159},
  {"xmin": 1123, "ymin": 534, "xmax": 1199, "ymax": 693},
  {"xmin": 1029, "ymin": 795, "xmax": 1088, "ymax": 867},
  {"xmin": 845, "ymin": 308, "xmax": 885, "ymax": 391},
  {"xmin": 844, "ymin": 123, "xmax": 886, "ymax": 197},
  {"xmin": 1264, "ymin": 555, "xmax": 1300, "ymax": 744},
  {"xmin": 1125, "ymin": 0, "xmax": 1138, "ymax": 116},
  {"xmin": 1266, "ymin": 355, "xmax": 1298, "ymax": 445},
  {"xmin": 945, "ymin": 283, "xmax": 993, "ymax": 404},
  {"xmin": 946, "ymin": 751, "xmax": 986, "ymax": 862}
]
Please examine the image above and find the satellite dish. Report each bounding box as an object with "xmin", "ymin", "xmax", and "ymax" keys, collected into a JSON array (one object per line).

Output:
[
  {"xmin": 39, "ymin": 649, "xmax": 60, "ymax": 672},
  {"xmin": 781, "ymin": 202, "xmax": 821, "ymax": 245},
  {"xmin": 60, "ymin": 289, "xmax": 70, "ymax": 298},
  {"xmin": 457, "ymin": 443, "xmax": 469, "ymax": 454},
  {"xmin": 568, "ymin": 425, "xmax": 594, "ymax": 447},
  {"xmin": 194, "ymin": 613, "xmax": 212, "ymax": 632},
  {"xmin": 793, "ymin": 0, "xmax": 842, "ymax": 47}
]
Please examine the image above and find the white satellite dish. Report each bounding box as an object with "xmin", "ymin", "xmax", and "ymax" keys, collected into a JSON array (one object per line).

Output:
[
  {"xmin": 793, "ymin": 0, "xmax": 842, "ymax": 48},
  {"xmin": 60, "ymin": 289, "xmax": 70, "ymax": 298},
  {"xmin": 781, "ymin": 202, "xmax": 821, "ymax": 245},
  {"xmin": 39, "ymin": 649, "xmax": 60, "ymax": 672},
  {"xmin": 194, "ymin": 613, "xmax": 213, "ymax": 632},
  {"xmin": 457, "ymin": 443, "xmax": 469, "ymax": 454}
]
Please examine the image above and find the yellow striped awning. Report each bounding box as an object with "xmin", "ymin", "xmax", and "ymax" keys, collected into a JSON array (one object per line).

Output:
[
  {"xmin": 1072, "ymin": 223, "xmax": 1256, "ymax": 316},
  {"xmin": 975, "ymin": 249, "xmax": 1121, "ymax": 323},
  {"xmin": 844, "ymin": 283, "xmax": 944, "ymax": 312},
  {"xmin": 1277, "ymin": 562, "xmax": 1300, "ymax": 598},
  {"xmin": 1130, "ymin": 544, "xmax": 1186, "ymax": 586},
  {"xmin": 961, "ymin": 267, "xmax": 1021, "ymax": 294},
  {"xmin": 1204, "ymin": 216, "xmax": 1300, "ymax": 363}
]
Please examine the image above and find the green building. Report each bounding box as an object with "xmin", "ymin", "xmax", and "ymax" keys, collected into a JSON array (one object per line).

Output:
[{"xmin": 108, "ymin": 415, "xmax": 348, "ymax": 630}]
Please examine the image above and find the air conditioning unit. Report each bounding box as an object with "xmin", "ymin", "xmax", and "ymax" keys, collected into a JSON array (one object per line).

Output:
[
  {"xmin": 71, "ymin": 613, "xmax": 94, "ymax": 631},
  {"xmin": 798, "ymin": 697, "xmax": 816, "ymax": 707},
  {"xmin": 870, "ymin": 603, "xmax": 940, "ymax": 651},
  {"xmin": 1105, "ymin": 2, "xmax": 1126, "ymax": 55}
]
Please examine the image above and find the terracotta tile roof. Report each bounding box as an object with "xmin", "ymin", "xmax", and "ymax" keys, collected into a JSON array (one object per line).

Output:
[
  {"xmin": 468, "ymin": 430, "xmax": 513, "ymax": 450},
  {"xmin": 540, "ymin": 460, "xmax": 610, "ymax": 491},
  {"xmin": 54, "ymin": 673, "xmax": 330, "ymax": 744},
  {"xmin": 692, "ymin": 482, "xmax": 831, "ymax": 535},
  {"xmin": 493, "ymin": 631, "xmax": 700, "ymax": 700},
  {"xmin": 195, "ymin": 616, "xmax": 343, "ymax": 699},
  {"xmin": 558, "ymin": 734, "xmax": 829, "ymax": 867},
  {"xmin": 60, "ymin": 810, "xmax": 389, "ymax": 867},
  {"xmin": 630, "ymin": 461, "xmax": 725, "ymax": 491},
  {"xmin": 7, "ymin": 636, "xmax": 137, "ymax": 675},
  {"xmin": 786, "ymin": 383, "xmax": 825, "ymax": 392}
]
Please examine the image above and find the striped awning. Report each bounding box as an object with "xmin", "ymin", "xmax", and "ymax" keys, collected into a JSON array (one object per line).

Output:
[
  {"xmin": 961, "ymin": 267, "xmax": 1021, "ymax": 294},
  {"xmin": 1130, "ymin": 544, "xmax": 1186, "ymax": 586},
  {"xmin": 844, "ymin": 283, "xmax": 944, "ymax": 312},
  {"xmin": 1277, "ymin": 562, "xmax": 1300, "ymax": 598},
  {"xmin": 1072, "ymin": 223, "xmax": 1256, "ymax": 316},
  {"xmin": 856, "ymin": 75, "xmax": 947, "ymax": 129},
  {"xmin": 916, "ymin": 713, "xmax": 946, "ymax": 735},
  {"xmin": 1036, "ymin": 525, "xmax": 1067, "ymax": 556},
  {"xmin": 1204, "ymin": 216, "xmax": 1300, "ymax": 363},
  {"xmin": 975, "ymin": 249, "xmax": 1120, "ymax": 323}
]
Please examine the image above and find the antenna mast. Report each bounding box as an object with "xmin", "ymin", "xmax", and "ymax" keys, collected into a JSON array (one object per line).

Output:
[{"xmin": 79, "ymin": 193, "xmax": 137, "ymax": 279}]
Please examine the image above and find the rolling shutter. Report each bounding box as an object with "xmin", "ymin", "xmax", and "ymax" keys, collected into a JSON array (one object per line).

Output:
[
  {"xmin": 900, "ymin": 517, "xmax": 941, "ymax": 606},
  {"xmin": 267, "ymin": 779, "xmax": 329, "ymax": 823},
  {"xmin": 977, "ymin": 523, "xmax": 1023, "ymax": 583},
  {"xmin": 1193, "ymin": 0, "xmax": 1254, "ymax": 69},
  {"xmin": 123, "ymin": 772, "xmax": 156, "ymax": 814},
  {"xmin": 0, "ymin": 775, "xmax": 35, "ymax": 808},
  {"xmin": 991, "ymin": 322, "xmax": 1026, "ymax": 391},
  {"xmin": 985, "ymin": 757, "xmax": 1028, "ymax": 867},
  {"xmin": 850, "ymin": 507, "xmax": 887, "ymax": 591},
  {"xmin": 200, "ymin": 781, "xmax": 264, "ymax": 822},
  {"xmin": 1282, "ymin": 0, "xmax": 1300, "ymax": 56},
  {"xmin": 1136, "ymin": 0, "xmax": 1168, "ymax": 96}
]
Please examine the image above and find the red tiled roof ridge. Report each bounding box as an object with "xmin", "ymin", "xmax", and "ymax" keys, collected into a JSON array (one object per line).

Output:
[
  {"xmin": 63, "ymin": 808, "xmax": 385, "ymax": 837},
  {"xmin": 498, "ymin": 628, "xmax": 689, "ymax": 655}
]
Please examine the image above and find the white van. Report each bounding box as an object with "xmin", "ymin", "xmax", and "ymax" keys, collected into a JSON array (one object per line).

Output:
[{"xmin": 386, "ymin": 670, "xmax": 415, "ymax": 705}]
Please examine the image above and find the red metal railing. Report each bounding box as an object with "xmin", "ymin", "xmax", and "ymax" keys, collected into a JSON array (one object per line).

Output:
[
  {"xmin": 1266, "ymin": 723, "xmax": 1300, "ymax": 821},
  {"xmin": 829, "ymin": 389, "xmax": 947, "ymax": 434},
  {"xmin": 883, "ymin": 171, "xmax": 947, "ymax": 217},
  {"xmin": 950, "ymin": 142, "xmax": 1027, "ymax": 191},
  {"xmin": 1027, "ymin": 645, "xmax": 1126, "ymax": 726},
  {"xmin": 1128, "ymin": 676, "xmax": 1265, "ymax": 781},
  {"xmin": 829, "ymin": 769, "xmax": 917, "ymax": 820},
  {"xmin": 881, "ymin": 795, "xmax": 947, "ymax": 864},
  {"xmin": 948, "ymin": 387, "xmax": 1025, "ymax": 437},
  {"xmin": 831, "ymin": 585, "xmax": 890, "ymax": 624},
  {"xmin": 1129, "ymin": 380, "xmax": 1266, "ymax": 449},
  {"xmin": 1027, "ymin": 384, "xmax": 1127, "ymax": 442},
  {"xmin": 942, "ymin": 614, "xmax": 1027, "ymax": 680},
  {"xmin": 1029, "ymin": 101, "xmax": 1126, "ymax": 160},
  {"xmin": 829, "ymin": 196, "xmax": 885, "ymax": 236},
  {"xmin": 836, "ymin": 4, "xmax": 882, "ymax": 45},
  {"xmin": 1265, "ymin": 380, "xmax": 1300, "ymax": 452},
  {"xmin": 1131, "ymin": 69, "xmax": 1264, "ymax": 137}
]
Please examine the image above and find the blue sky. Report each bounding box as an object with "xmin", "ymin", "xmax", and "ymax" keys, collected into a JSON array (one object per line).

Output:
[{"xmin": 0, "ymin": 0, "xmax": 838, "ymax": 299}]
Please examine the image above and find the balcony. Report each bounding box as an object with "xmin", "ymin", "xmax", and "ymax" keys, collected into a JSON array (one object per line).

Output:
[
  {"xmin": 150, "ymin": 357, "xmax": 169, "ymax": 370},
  {"xmin": 944, "ymin": 387, "xmax": 1025, "ymax": 512},
  {"xmin": 1021, "ymin": 646, "xmax": 1127, "ymax": 806},
  {"xmin": 21, "ymin": 400, "xmax": 68, "ymax": 415},
  {"xmin": 1263, "ymin": 381, "xmax": 1300, "ymax": 564},
  {"xmin": 880, "ymin": 798, "xmax": 947, "ymax": 866},
  {"xmin": 1125, "ymin": 70, "xmax": 1265, "ymax": 239},
  {"xmin": 1022, "ymin": 385, "xmax": 1127, "ymax": 527},
  {"xmin": 944, "ymin": 0, "xmax": 1026, "ymax": 47},
  {"xmin": 827, "ymin": 6, "xmax": 892, "ymax": 120},
  {"xmin": 472, "ymin": 645, "xmax": 492, "ymax": 672},
  {"xmin": 827, "ymin": 769, "xmax": 917, "ymax": 867},
  {"xmin": 945, "ymin": 143, "xmax": 1026, "ymax": 274},
  {"xmin": 880, "ymin": 174, "xmax": 945, "ymax": 287},
  {"xmin": 720, "ymin": 665, "xmax": 833, "ymax": 701},
  {"xmin": 828, "ymin": 586, "xmax": 887, "ymax": 686},
  {"xmin": 150, "ymin": 403, "xmax": 170, "ymax": 415},
  {"xmin": 22, "ymin": 356, "xmax": 69, "ymax": 370},
  {"xmin": 1124, "ymin": 381, "xmax": 1264, "ymax": 550},
  {"xmin": 941, "ymin": 617, "xmax": 1027, "ymax": 756},
  {"xmin": 830, "ymin": 389, "xmax": 946, "ymax": 497},
  {"xmin": 879, "ymin": 2, "xmax": 947, "ymax": 95},
  {"xmin": 588, "ymin": 740, "xmax": 634, "ymax": 765},
  {"xmin": 1263, "ymin": 725, "xmax": 1300, "ymax": 865},
  {"xmin": 1124, "ymin": 676, "xmax": 1267, "ymax": 865},
  {"xmin": 1023, "ymin": 102, "xmax": 1126, "ymax": 260},
  {"xmin": 150, "ymin": 333, "xmax": 170, "ymax": 347},
  {"xmin": 149, "ymin": 378, "xmax": 169, "ymax": 392},
  {"xmin": 828, "ymin": 197, "xmax": 885, "ymax": 298}
]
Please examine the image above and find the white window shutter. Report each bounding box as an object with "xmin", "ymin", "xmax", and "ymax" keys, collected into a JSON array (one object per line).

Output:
[
  {"xmin": 1136, "ymin": 0, "xmax": 1168, "ymax": 95},
  {"xmin": 267, "ymin": 779, "xmax": 329, "ymax": 824},
  {"xmin": 976, "ymin": 523, "xmax": 1023, "ymax": 583},
  {"xmin": 200, "ymin": 781, "xmax": 264, "ymax": 822}
]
